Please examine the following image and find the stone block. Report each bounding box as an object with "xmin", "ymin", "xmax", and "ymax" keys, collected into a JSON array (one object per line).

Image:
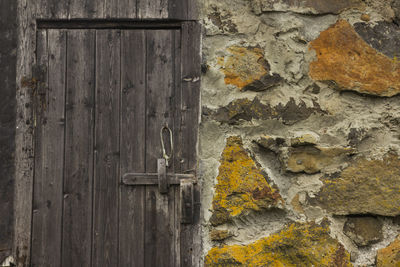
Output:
[
  {"xmin": 218, "ymin": 46, "xmax": 283, "ymax": 91},
  {"xmin": 205, "ymin": 220, "xmax": 352, "ymax": 266},
  {"xmin": 316, "ymin": 153, "xmax": 400, "ymax": 216},
  {"xmin": 343, "ymin": 216, "xmax": 383, "ymax": 247},
  {"xmin": 209, "ymin": 136, "xmax": 283, "ymax": 226},
  {"xmin": 309, "ymin": 20, "xmax": 400, "ymax": 97},
  {"xmin": 377, "ymin": 235, "xmax": 400, "ymax": 267}
]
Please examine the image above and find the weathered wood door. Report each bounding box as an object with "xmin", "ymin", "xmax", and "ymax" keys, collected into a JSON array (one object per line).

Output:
[{"xmin": 31, "ymin": 22, "xmax": 200, "ymax": 267}]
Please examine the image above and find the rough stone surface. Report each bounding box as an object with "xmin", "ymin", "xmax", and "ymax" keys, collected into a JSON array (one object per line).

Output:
[
  {"xmin": 256, "ymin": 134, "xmax": 354, "ymax": 174},
  {"xmin": 209, "ymin": 136, "xmax": 283, "ymax": 226},
  {"xmin": 316, "ymin": 153, "xmax": 400, "ymax": 216},
  {"xmin": 377, "ymin": 235, "xmax": 400, "ymax": 267},
  {"xmin": 309, "ymin": 20, "xmax": 400, "ymax": 97},
  {"xmin": 393, "ymin": 1, "xmax": 400, "ymax": 24},
  {"xmin": 343, "ymin": 216, "xmax": 383, "ymax": 247},
  {"xmin": 211, "ymin": 97, "xmax": 325, "ymax": 125},
  {"xmin": 256, "ymin": 135, "xmax": 287, "ymax": 153},
  {"xmin": 207, "ymin": 6, "xmax": 238, "ymax": 34},
  {"xmin": 200, "ymin": 1, "xmax": 400, "ymax": 266},
  {"xmin": 218, "ymin": 46, "xmax": 283, "ymax": 91},
  {"xmin": 290, "ymin": 193, "xmax": 305, "ymax": 214},
  {"xmin": 285, "ymin": 145, "xmax": 354, "ymax": 174},
  {"xmin": 205, "ymin": 221, "xmax": 352, "ymax": 266},
  {"xmin": 354, "ymin": 21, "xmax": 400, "ymax": 59},
  {"xmin": 250, "ymin": 0, "xmax": 365, "ymax": 15},
  {"xmin": 290, "ymin": 132, "xmax": 319, "ymax": 146},
  {"xmin": 210, "ymin": 229, "xmax": 233, "ymax": 241}
]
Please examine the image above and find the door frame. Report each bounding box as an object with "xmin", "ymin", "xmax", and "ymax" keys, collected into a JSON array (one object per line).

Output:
[{"xmin": 14, "ymin": 17, "xmax": 201, "ymax": 267}]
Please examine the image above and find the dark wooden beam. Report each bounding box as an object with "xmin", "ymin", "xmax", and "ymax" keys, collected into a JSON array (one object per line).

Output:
[{"xmin": 37, "ymin": 19, "xmax": 186, "ymax": 29}]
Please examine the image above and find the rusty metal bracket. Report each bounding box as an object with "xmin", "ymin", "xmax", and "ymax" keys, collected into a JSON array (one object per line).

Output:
[
  {"xmin": 180, "ymin": 179, "xmax": 194, "ymax": 224},
  {"xmin": 157, "ymin": 158, "xmax": 168, "ymax": 194}
]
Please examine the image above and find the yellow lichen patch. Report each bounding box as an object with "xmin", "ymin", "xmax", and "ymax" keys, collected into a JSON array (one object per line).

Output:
[
  {"xmin": 309, "ymin": 20, "xmax": 400, "ymax": 97},
  {"xmin": 210, "ymin": 136, "xmax": 282, "ymax": 226},
  {"xmin": 218, "ymin": 46, "xmax": 269, "ymax": 89},
  {"xmin": 205, "ymin": 221, "xmax": 352, "ymax": 266},
  {"xmin": 377, "ymin": 235, "xmax": 400, "ymax": 267}
]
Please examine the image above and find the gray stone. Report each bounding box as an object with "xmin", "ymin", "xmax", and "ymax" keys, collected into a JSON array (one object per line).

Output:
[
  {"xmin": 210, "ymin": 97, "xmax": 325, "ymax": 125},
  {"xmin": 344, "ymin": 216, "xmax": 383, "ymax": 247},
  {"xmin": 354, "ymin": 21, "xmax": 400, "ymax": 59}
]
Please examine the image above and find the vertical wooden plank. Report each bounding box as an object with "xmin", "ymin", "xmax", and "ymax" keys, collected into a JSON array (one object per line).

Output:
[
  {"xmin": 95, "ymin": 0, "xmax": 119, "ymax": 18},
  {"xmin": 14, "ymin": 0, "xmax": 36, "ymax": 265},
  {"xmin": 180, "ymin": 22, "xmax": 201, "ymax": 174},
  {"xmin": 118, "ymin": 0, "xmax": 137, "ymax": 18},
  {"xmin": 104, "ymin": 0, "xmax": 119, "ymax": 18},
  {"xmin": 172, "ymin": 29, "xmax": 182, "ymax": 267},
  {"xmin": 31, "ymin": 29, "xmax": 66, "ymax": 267},
  {"xmin": 138, "ymin": 0, "xmax": 168, "ymax": 19},
  {"xmin": 68, "ymin": 0, "xmax": 97, "ymax": 18},
  {"xmin": 145, "ymin": 29, "xmax": 176, "ymax": 267},
  {"xmin": 168, "ymin": 0, "xmax": 187, "ymax": 20},
  {"xmin": 92, "ymin": 29, "xmax": 120, "ymax": 267},
  {"xmin": 119, "ymin": 29, "xmax": 146, "ymax": 267},
  {"xmin": 34, "ymin": 0, "xmax": 49, "ymax": 19},
  {"xmin": 180, "ymin": 21, "xmax": 201, "ymax": 267},
  {"xmin": 62, "ymin": 29, "xmax": 95, "ymax": 267},
  {"xmin": 187, "ymin": 0, "xmax": 199, "ymax": 20},
  {"xmin": 47, "ymin": 0, "xmax": 69, "ymax": 19},
  {"xmin": 0, "ymin": 0, "xmax": 17, "ymax": 262}
]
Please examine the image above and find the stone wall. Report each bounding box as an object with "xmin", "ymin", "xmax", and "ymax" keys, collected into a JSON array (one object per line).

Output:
[{"xmin": 199, "ymin": 0, "xmax": 400, "ymax": 266}]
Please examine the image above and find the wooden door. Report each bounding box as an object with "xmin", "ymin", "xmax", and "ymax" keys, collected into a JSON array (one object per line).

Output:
[{"xmin": 31, "ymin": 23, "xmax": 200, "ymax": 267}]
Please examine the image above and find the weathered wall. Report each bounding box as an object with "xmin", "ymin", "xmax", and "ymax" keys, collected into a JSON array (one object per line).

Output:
[
  {"xmin": 0, "ymin": 0, "xmax": 17, "ymax": 264},
  {"xmin": 199, "ymin": 0, "xmax": 400, "ymax": 266}
]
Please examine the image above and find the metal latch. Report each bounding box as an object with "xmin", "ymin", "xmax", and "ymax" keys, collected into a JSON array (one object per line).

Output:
[
  {"xmin": 122, "ymin": 158, "xmax": 196, "ymax": 224},
  {"xmin": 121, "ymin": 124, "xmax": 196, "ymax": 224}
]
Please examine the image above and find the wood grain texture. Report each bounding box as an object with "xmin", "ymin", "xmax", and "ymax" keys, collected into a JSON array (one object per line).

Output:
[
  {"xmin": 138, "ymin": 0, "xmax": 169, "ymax": 19},
  {"xmin": 62, "ymin": 29, "xmax": 95, "ymax": 267},
  {"xmin": 0, "ymin": 0, "xmax": 17, "ymax": 262},
  {"xmin": 145, "ymin": 29, "xmax": 176, "ymax": 267},
  {"xmin": 92, "ymin": 29, "xmax": 120, "ymax": 267},
  {"xmin": 180, "ymin": 21, "xmax": 201, "ymax": 267},
  {"xmin": 67, "ymin": 0, "xmax": 97, "ymax": 18},
  {"xmin": 15, "ymin": 4, "xmax": 201, "ymax": 262},
  {"xmin": 117, "ymin": 0, "xmax": 138, "ymax": 18},
  {"xmin": 14, "ymin": 0, "xmax": 36, "ymax": 265},
  {"xmin": 168, "ymin": 0, "xmax": 187, "ymax": 20},
  {"xmin": 119, "ymin": 29, "xmax": 146, "ymax": 267},
  {"xmin": 34, "ymin": 0, "xmax": 197, "ymax": 19},
  {"xmin": 172, "ymin": 29, "xmax": 182, "ymax": 267},
  {"xmin": 31, "ymin": 29, "xmax": 66, "ymax": 267}
]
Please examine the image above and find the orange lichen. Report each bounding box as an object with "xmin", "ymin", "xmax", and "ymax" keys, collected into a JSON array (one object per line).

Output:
[
  {"xmin": 218, "ymin": 46, "xmax": 269, "ymax": 89},
  {"xmin": 205, "ymin": 221, "xmax": 352, "ymax": 266},
  {"xmin": 377, "ymin": 235, "xmax": 400, "ymax": 267},
  {"xmin": 210, "ymin": 136, "xmax": 282, "ymax": 225},
  {"xmin": 309, "ymin": 20, "xmax": 400, "ymax": 96}
]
